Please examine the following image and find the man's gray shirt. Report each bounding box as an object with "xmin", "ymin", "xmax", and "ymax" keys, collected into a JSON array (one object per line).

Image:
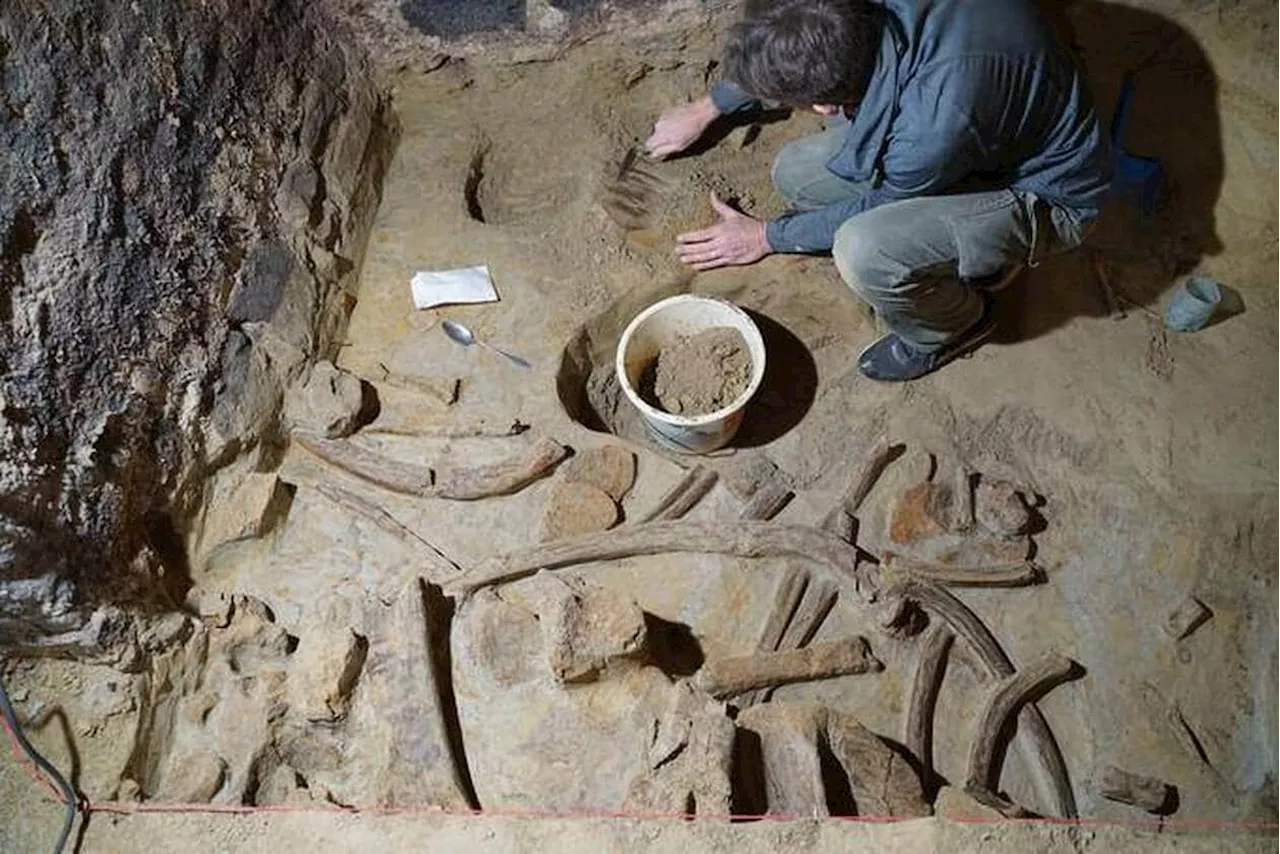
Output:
[{"xmin": 710, "ymin": 0, "xmax": 1111, "ymax": 253}]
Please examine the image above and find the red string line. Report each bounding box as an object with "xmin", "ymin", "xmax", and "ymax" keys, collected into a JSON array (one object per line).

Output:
[{"xmin": 5, "ymin": 705, "xmax": 1277, "ymax": 833}]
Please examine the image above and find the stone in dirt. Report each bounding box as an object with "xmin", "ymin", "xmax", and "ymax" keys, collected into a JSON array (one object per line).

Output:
[
  {"xmin": 283, "ymin": 360, "xmax": 368, "ymax": 439},
  {"xmin": 1163, "ymin": 595, "xmax": 1212, "ymax": 641},
  {"xmin": 256, "ymin": 764, "xmax": 324, "ymax": 807},
  {"xmin": 156, "ymin": 751, "xmax": 227, "ymax": 803},
  {"xmin": 648, "ymin": 326, "xmax": 752, "ymax": 416},
  {"xmin": 288, "ymin": 628, "xmax": 369, "ymax": 722},
  {"xmin": 189, "ymin": 464, "xmax": 294, "ymax": 568},
  {"xmin": 974, "ymin": 478, "xmax": 1032, "ymax": 538},
  {"xmin": 562, "ymin": 444, "xmax": 637, "ymax": 502},
  {"xmin": 541, "ymin": 480, "xmax": 621, "ymax": 542},
  {"xmin": 934, "ymin": 784, "xmax": 1007, "ymax": 820}
]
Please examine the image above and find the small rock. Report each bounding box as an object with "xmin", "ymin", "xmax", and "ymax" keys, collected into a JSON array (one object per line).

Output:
[
  {"xmin": 528, "ymin": 0, "xmax": 568, "ymax": 35},
  {"xmin": 136, "ymin": 612, "xmax": 196, "ymax": 652},
  {"xmin": 290, "ymin": 628, "xmax": 369, "ymax": 721},
  {"xmin": 562, "ymin": 445, "xmax": 637, "ymax": 502},
  {"xmin": 161, "ymin": 752, "xmax": 228, "ymax": 803},
  {"xmin": 973, "ymin": 479, "xmax": 1031, "ymax": 538},
  {"xmin": 1163, "ymin": 596, "xmax": 1212, "ymax": 641},
  {"xmin": 227, "ymin": 239, "xmax": 295, "ymax": 325},
  {"xmin": 934, "ymin": 785, "xmax": 1006, "ymax": 820},
  {"xmin": 541, "ymin": 480, "xmax": 620, "ymax": 541},
  {"xmin": 283, "ymin": 360, "xmax": 366, "ymax": 439},
  {"xmin": 115, "ymin": 778, "xmax": 143, "ymax": 803},
  {"xmin": 192, "ymin": 469, "xmax": 293, "ymax": 567},
  {"xmin": 275, "ymin": 160, "xmax": 320, "ymax": 230},
  {"xmin": 186, "ymin": 588, "xmax": 234, "ymax": 628},
  {"xmin": 220, "ymin": 595, "xmax": 295, "ymax": 676},
  {"xmin": 256, "ymin": 764, "xmax": 317, "ymax": 807}
]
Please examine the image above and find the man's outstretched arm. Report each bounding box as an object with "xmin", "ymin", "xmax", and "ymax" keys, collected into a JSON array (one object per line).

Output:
[{"xmin": 643, "ymin": 80, "xmax": 762, "ymax": 159}]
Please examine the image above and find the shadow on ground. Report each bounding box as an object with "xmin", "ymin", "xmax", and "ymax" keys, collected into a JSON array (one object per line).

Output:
[{"xmin": 993, "ymin": 0, "xmax": 1225, "ymax": 345}]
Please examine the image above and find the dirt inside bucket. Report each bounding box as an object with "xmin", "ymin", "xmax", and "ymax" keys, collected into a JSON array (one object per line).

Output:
[{"xmin": 639, "ymin": 326, "xmax": 752, "ymax": 416}]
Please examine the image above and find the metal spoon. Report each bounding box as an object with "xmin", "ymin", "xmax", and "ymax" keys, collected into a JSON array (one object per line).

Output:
[{"xmin": 440, "ymin": 319, "xmax": 531, "ymax": 369}]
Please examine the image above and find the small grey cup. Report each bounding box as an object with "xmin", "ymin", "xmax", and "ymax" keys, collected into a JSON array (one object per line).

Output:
[{"xmin": 1164, "ymin": 274, "xmax": 1223, "ymax": 332}]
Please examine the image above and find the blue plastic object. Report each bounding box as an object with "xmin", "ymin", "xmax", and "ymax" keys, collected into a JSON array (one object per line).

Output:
[
  {"xmin": 1110, "ymin": 73, "xmax": 1166, "ymax": 215},
  {"xmin": 1164, "ymin": 274, "xmax": 1223, "ymax": 332}
]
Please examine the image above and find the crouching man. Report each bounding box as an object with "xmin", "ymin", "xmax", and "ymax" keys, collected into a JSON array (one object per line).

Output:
[{"xmin": 645, "ymin": 0, "xmax": 1110, "ymax": 382}]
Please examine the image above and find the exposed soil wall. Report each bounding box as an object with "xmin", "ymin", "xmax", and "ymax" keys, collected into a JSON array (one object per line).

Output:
[{"xmin": 0, "ymin": 0, "xmax": 395, "ymax": 656}]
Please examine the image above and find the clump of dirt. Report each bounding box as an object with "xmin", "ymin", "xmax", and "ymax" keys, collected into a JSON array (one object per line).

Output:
[{"xmin": 642, "ymin": 327, "xmax": 752, "ymax": 416}]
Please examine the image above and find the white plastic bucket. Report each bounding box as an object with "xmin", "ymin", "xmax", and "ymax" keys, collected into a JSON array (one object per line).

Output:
[{"xmin": 615, "ymin": 295, "xmax": 767, "ymax": 454}]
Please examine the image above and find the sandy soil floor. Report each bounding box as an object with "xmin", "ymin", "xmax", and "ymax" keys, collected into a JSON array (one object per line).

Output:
[{"xmin": 3, "ymin": 0, "xmax": 1275, "ymax": 843}]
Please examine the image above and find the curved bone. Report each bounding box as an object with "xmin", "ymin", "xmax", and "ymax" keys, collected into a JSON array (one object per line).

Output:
[
  {"xmin": 889, "ymin": 578, "xmax": 1079, "ymax": 819},
  {"xmin": 903, "ymin": 624, "xmax": 954, "ymax": 792},
  {"xmin": 295, "ymin": 434, "xmax": 567, "ymax": 500},
  {"xmin": 965, "ymin": 652, "xmax": 1083, "ymax": 806},
  {"xmin": 447, "ymin": 520, "xmax": 864, "ymax": 595}
]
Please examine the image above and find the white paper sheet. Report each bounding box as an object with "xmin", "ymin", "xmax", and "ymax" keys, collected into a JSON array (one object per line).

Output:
[{"xmin": 410, "ymin": 265, "xmax": 498, "ymax": 310}]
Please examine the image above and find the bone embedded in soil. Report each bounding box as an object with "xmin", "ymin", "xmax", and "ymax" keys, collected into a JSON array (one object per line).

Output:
[{"xmin": 644, "ymin": 326, "xmax": 752, "ymax": 416}]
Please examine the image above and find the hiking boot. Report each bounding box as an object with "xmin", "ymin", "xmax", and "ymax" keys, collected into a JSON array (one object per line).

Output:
[{"xmin": 857, "ymin": 305, "xmax": 997, "ymax": 382}]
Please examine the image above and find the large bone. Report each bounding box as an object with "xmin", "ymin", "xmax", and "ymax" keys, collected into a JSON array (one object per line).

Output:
[
  {"xmin": 889, "ymin": 578, "xmax": 1079, "ymax": 819},
  {"xmin": 754, "ymin": 579, "xmax": 840, "ymax": 705},
  {"xmin": 295, "ymin": 434, "xmax": 567, "ymax": 500},
  {"xmin": 902, "ymin": 623, "xmax": 954, "ymax": 795},
  {"xmin": 882, "ymin": 553, "xmax": 1045, "ymax": 588},
  {"xmin": 965, "ymin": 652, "xmax": 1083, "ymax": 810},
  {"xmin": 754, "ymin": 569, "xmax": 808, "ymax": 655},
  {"xmin": 735, "ymin": 567, "xmax": 809, "ymax": 708},
  {"xmin": 819, "ymin": 441, "xmax": 902, "ymax": 529},
  {"xmin": 775, "ymin": 579, "xmax": 839, "ymax": 651},
  {"xmin": 447, "ymin": 520, "xmax": 865, "ymax": 595},
  {"xmin": 739, "ymin": 478, "xmax": 794, "ymax": 521},
  {"xmin": 694, "ymin": 637, "xmax": 882, "ymax": 699}
]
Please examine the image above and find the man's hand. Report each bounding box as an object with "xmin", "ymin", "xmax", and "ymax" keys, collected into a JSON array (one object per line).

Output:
[
  {"xmin": 644, "ymin": 96, "xmax": 720, "ymax": 160},
  {"xmin": 677, "ymin": 193, "xmax": 772, "ymax": 271}
]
